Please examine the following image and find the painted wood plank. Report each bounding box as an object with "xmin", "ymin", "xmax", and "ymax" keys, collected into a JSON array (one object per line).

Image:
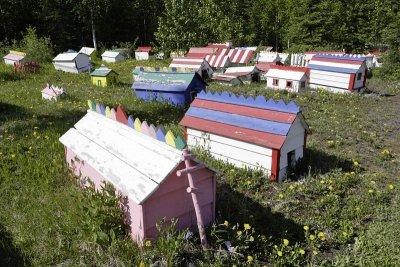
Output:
[
  {"xmin": 187, "ymin": 128, "xmax": 273, "ymax": 156},
  {"xmin": 99, "ymin": 104, "xmax": 106, "ymax": 115},
  {"xmin": 116, "ymin": 106, "xmax": 128, "ymax": 124},
  {"xmin": 110, "ymin": 108, "xmax": 116, "ymax": 120},
  {"xmin": 60, "ymin": 128, "xmax": 159, "ymax": 204},
  {"xmin": 127, "ymin": 116, "xmax": 134, "ymax": 128},
  {"xmin": 134, "ymin": 118, "xmax": 142, "ymax": 131},
  {"xmin": 156, "ymin": 126, "xmax": 166, "ymax": 142},
  {"xmin": 87, "ymin": 100, "xmax": 96, "ymax": 111},
  {"xmin": 187, "ymin": 133, "xmax": 272, "ymax": 169},
  {"xmin": 141, "ymin": 121, "xmax": 150, "ymax": 136},
  {"xmin": 105, "ymin": 106, "xmax": 112, "ymax": 118},
  {"xmin": 181, "ymin": 116, "xmax": 285, "ymax": 149},
  {"xmin": 185, "ymin": 107, "xmax": 291, "ymax": 136},
  {"xmin": 174, "ymin": 135, "xmax": 186, "ymax": 150},
  {"xmin": 165, "ymin": 130, "xmax": 176, "ymax": 147},
  {"xmin": 148, "ymin": 124, "xmax": 157, "ymax": 139},
  {"xmin": 96, "ymin": 103, "xmax": 102, "ymax": 114},
  {"xmin": 191, "ymin": 99, "xmax": 296, "ymax": 123}
]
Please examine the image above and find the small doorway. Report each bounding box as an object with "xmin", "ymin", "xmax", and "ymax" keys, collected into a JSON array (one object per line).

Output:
[
  {"xmin": 97, "ymin": 80, "xmax": 102, "ymax": 86},
  {"xmin": 287, "ymin": 150, "xmax": 296, "ymax": 167}
]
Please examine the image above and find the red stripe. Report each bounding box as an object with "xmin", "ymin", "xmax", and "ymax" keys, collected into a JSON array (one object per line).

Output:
[
  {"xmin": 180, "ymin": 116, "xmax": 285, "ymax": 149},
  {"xmin": 271, "ymin": 149, "xmax": 280, "ymax": 181},
  {"xmin": 348, "ymin": 73, "xmax": 355, "ymax": 91},
  {"xmin": 312, "ymin": 57, "xmax": 363, "ymax": 65},
  {"xmin": 172, "ymin": 60, "xmax": 202, "ymax": 65},
  {"xmin": 243, "ymin": 50, "xmax": 254, "ymax": 64},
  {"xmin": 192, "ymin": 99, "xmax": 296, "ymax": 124}
]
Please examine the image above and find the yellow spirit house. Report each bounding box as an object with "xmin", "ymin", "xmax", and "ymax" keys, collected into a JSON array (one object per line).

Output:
[{"xmin": 90, "ymin": 66, "xmax": 118, "ymax": 87}]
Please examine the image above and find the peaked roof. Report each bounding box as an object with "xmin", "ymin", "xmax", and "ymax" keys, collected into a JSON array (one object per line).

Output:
[
  {"xmin": 53, "ymin": 52, "xmax": 87, "ymax": 62},
  {"xmin": 90, "ymin": 66, "xmax": 117, "ymax": 77},
  {"xmin": 227, "ymin": 48, "xmax": 255, "ymax": 64},
  {"xmin": 136, "ymin": 46, "xmax": 152, "ymax": 52},
  {"xmin": 79, "ymin": 47, "xmax": 96, "ymax": 56},
  {"xmin": 186, "ymin": 47, "xmax": 216, "ymax": 58},
  {"xmin": 180, "ymin": 91, "xmax": 305, "ymax": 149},
  {"xmin": 3, "ymin": 53, "xmax": 25, "ymax": 61},
  {"xmin": 169, "ymin": 57, "xmax": 211, "ymax": 71},
  {"xmin": 102, "ymin": 51, "xmax": 122, "ymax": 58},
  {"xmin": 225, "ymin": 66, "xmax": 259, "ymax": 76},
  {"xmin": 132, "ymin": 67, "xmax": 205, "ymax": 92},
  {"xmin": 266, "ymin": 65, "xmax": 309, "ymax": 80},
  {"xmin": 309, "ymin": 54, "xmax": 366, "ymax": 74}
]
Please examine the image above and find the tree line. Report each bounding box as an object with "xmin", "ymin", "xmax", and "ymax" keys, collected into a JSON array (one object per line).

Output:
[{"xmin": 0, "ymin": 0, "xmax": 398, "ymax": 54}]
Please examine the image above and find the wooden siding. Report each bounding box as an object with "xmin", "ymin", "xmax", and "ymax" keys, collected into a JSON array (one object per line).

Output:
[{"xmin": 187, "ymin": 128, "xmax": 273, "ymax": 171}]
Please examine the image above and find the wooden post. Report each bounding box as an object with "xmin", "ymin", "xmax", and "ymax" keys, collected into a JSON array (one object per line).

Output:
[{"xmin": 176, "ymin": 149, "xmax": 208, "ymax": 249}]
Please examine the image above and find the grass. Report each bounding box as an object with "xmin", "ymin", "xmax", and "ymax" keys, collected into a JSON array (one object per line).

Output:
[{"xmin": 0, "ymin": 59, "xmax": 399, "ymax": 266}]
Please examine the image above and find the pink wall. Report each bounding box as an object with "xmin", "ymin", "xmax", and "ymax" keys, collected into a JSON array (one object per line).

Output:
[{"xmin": 64, "ymin": 149, "xmax": 216, "ymax": 243}]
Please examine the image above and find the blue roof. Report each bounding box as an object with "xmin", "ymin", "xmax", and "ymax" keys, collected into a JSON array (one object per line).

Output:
[
  {"xmin": 314, "ymin": 54, "xmax": 366, "ymax": 61},
  {"xmin": 133, "ymin": 81, "xmax": 189, "ymax": 92},
  {"xmin": 196, "ymin": 91, "xmax": 300, "ymax": 114},
  {"xmin": 186, "ymin": 107, "xmax": 291, "ymax": 136},
  {"xmin": 308, "ymin": 64, "xmax": 359, "ymax": 74}
]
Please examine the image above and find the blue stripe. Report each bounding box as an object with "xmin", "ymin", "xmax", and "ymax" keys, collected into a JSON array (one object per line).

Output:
[
  {"xmin": 196, "ymin": 91, "xmax": 300, "ymax": 114},
  {"xmin": 314, "ymin": 54, "xmax": 366, "ymax": 61},
  {"xmin": 133, "ymin": 81, "xmax": 188, "ymax": 92},
  {"xmin": 186, "ymin": 107, "xmax": 291, "ymax": 136},
  {"xmin": 308, "ymin": 64, "xmax": 359, "ymax": 74}
]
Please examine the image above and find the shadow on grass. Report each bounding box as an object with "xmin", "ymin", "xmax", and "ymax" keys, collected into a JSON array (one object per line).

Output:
[
  {"xmin": 0, "ymin": 71, "xmax": 23, "ymax": 82},
  {"xmin": 0, "ymin": 223, "xmax": 29, "ymax": 267},
  {"xmin": 362, "ymin": 87, "xmax": 396, "ymax": 97},
  {"xmin": 216, "ymin": 185, "xmax": 305, "ymax": 243},
  {"xmin": 0, "ymin": 102, "xmax": 30, "ymax": 123},
  {"xmin": 290, "ymin": 148, "xmax": 354, "ymax": 178}
]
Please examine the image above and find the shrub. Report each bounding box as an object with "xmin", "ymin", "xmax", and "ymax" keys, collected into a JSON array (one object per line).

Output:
[{"xmin": 20, "ymin": 27, "xmax": 53, "ymax": 63}]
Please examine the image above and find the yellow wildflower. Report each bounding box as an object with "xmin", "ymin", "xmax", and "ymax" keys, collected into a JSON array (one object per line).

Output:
[
  {"xmin": 299, "ymin": 248, "xmax": 305, "ymax": 255},
  {"xmin": 313, "ymin": 250, "xmax": 318, "ymax": 255},
  {"xmin": 318, "ymin": 232, "xmax": 326, "ymax": 241},
  {"xmin": 277, "ymin": 251, "xmax": 283, "ymax": 257},
  {"xmin": 368, "ymin": 189, "xmax": 374, "ymax": 194},
  {"xmin": 388, "ymin": 184, "xmax": 394, "ymax": 190},
  {"xmin": 249, "ymin": 236, "xmax": 254, "ymax": 241},
  {"xmin": 223, "ymin": 220, "xmax": 229, "ymax": 227},
  {"xmin": 244, "ymin": 223, "xmax": 251, "ymax": 230},
  {"xmin": 145, "ymin": 240, "xmax": 151, "ymax": 247},
  {"xmin": 278, "ymin": 193, "xmax": 284, "ymax": 199},
  {"xmin": 237, "ymin": 231, "xmax": 242, "ymax": 236},
  {"xmin": 309, "ymin": 234, "xmax": 315, "ymax": 241},
  {"xmin": 247, "ymin": 255, "xmax": 254, "ymax": 263},
  {"xmin": 303, "ymin": 225, "xmax": 309, "ymax": 231},
  {"xmin": 353, "ymin": 160, "xmax": 359, "ymax": 167},
  {"xmin": 283, "ymin": 239, "xmax": 289, "ymax": 246},
  {"xmin": 139, "ymin": 261, "xmax": 146, "ymax": 267}
]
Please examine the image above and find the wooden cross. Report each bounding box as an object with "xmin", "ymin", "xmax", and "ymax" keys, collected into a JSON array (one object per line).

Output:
[{"xmin": 176, "ymin": 148, "xmax": 208, "ymax": 249}]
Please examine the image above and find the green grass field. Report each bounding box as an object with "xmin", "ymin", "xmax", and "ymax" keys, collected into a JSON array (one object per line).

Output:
[{"xmin": 0, "ymin": 60, "xmax": 399, "ymax": 266}]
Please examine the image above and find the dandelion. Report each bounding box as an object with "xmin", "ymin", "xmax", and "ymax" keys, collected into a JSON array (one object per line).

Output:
[
  {"xmin": 246, "ymin": 180, "xmax": 252, "ymax": 186},
  {"xmin": 247, "ymin": 255, "xmax": 254, "ymax": 263},
  {"xmin": 237, "ymin": 231, "xmax": 242, "ymax": 236},
  {"xmin": 244, "ymin": 223, "xmax": 251, "ymax": 230},
  {"xmin": 317, "ymin": 232, "xmax": 326, "ymax": 241},
  {"xmin": 11, "ymin": 154, "xmax": 16, "ymax": 158},
  {"xmin": 370, "ymin": 180, "xmax": 376, "ymax": 185},
  {"xmin": 278, "ymin": 193, "xmax": 284, "ymax": 199},
  {"xmin": 249, "ymin": 236, "xmax": 254, "ymax": 241},
  {"xmin": 283, "ymin": 239, "xmax": 289, "ymax": 246},
  {"xmin": 313, "ymin": 250, "xmax": 318, "ymax": 255},
  {"xmin": 139, "ymin": 261, "xmax": 146, "ymax": 267},
  {"xmin": 223, "ymin": 220, "xmax": 229, "ymax": 227},
  {"xmin": 145, "ymin": 240, "xmax": 152, "ymax": 247},
  {"xmin": 328, "ymin": 186, "xmax": 333, "ymax": 191},
  {"xmin": 303, "ymin": 225, "xmax": 309, "ymax": 231},
  {"xmin": 277, "ymin": 251, "xmax": 283, "ymax": 257},
  {"xmin": 353, "ymin": 160, "xmax": 359, "ymax": 167},
  {"xmin": 368, "ymin": 189, "xmax": 374, "ymax": 194},
  {"xmin": 309, "ymin": 234, "xmax": 315, "ymax": 241},
  {"xmin": 299, "ymin": 248, "xmax": 305, "ymax": 255},
  {"xmin": 388, "ymin": 184, "xmax": 394, "ymax": 190},
  {"xmin": 381, "ymin": 149, "xmax": 390, "ymax": 156}
]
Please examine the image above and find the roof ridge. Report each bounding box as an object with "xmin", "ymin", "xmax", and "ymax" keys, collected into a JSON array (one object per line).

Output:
[
  {"xmin": 196, "ymin": 91, "xmax": 300, "ymax": 114},
  {"xmin": 86, "ymin": 100, "xmax": 187, "ymax": 150}
]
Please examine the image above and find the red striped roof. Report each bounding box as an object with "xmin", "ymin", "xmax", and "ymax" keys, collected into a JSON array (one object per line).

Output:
[
  {"xmin": 186, "ymin": 47, "xmax": 216, "ymax": 58},
  {"xmin": 227, "ymin": 48, "xmax": 254, "ymax": 64},
  {"xmin": 205, "ymin": 48, "xmax": 230, "ymax": 68}
]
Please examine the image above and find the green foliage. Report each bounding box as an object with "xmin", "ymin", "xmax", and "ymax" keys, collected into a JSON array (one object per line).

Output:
[
  {"xmin": 79, "ymin": 181, "xmax": 128, "ymax": 246},
  {"xmin": 20, "ymin": 27, "xmax": 53, "ymax": 63}
]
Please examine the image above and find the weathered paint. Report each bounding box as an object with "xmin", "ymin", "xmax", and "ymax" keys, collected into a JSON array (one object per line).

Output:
[{"xmin": 60, "ymin": 110, "xmax": 216, "ymax": 242}]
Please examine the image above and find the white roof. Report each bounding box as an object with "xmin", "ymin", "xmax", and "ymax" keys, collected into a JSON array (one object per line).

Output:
[
  {"xmin": 53, "ymin": 52, "xmax": 80, "ymax": 62},
  {"xmin": 79, "ymin": 47, "xmax": 96, "ymax": 56},
  {"xmin": 257, "ymin": 52, "xmax": 281, "ymax": 63},
  {"xmin": 59, "ymin": 111, "xmax": 183, "ymax": 204},
  {"xmin": 102, "ymin": 51, "xmax": 122, "ymax": 58},
  {"xmin": 266, "ymin": 68, "xmax": 307, "ymax": 81},
  {"xmin": 225, "ymin": 66, "xmax": 257, "ymax": 74}
]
